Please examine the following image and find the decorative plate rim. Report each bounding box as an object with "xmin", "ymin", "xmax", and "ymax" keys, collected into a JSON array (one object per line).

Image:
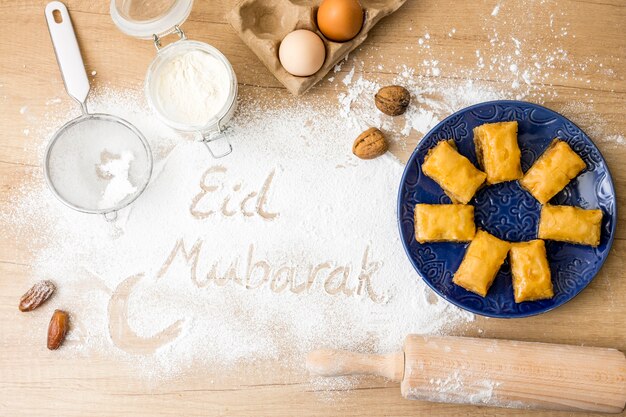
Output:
[{"xmin": 396, "ymin": 100, "xmax": 617, "ymax": 318}]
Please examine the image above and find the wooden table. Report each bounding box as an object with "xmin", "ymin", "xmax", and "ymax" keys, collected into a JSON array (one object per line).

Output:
[{"xmin": 1, "ymin": 1, "xmax": 625, "ymax": 416}]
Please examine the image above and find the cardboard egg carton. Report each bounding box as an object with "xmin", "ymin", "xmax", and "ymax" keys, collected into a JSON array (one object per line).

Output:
[{"xmin": 227, "ymin": 0, "xmax": 407, "ymax": 95}]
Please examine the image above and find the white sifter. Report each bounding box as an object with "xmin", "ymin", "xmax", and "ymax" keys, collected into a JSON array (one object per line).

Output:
[{"xmin": 44, "ymin": 1, "xmax": 152, "ymax": 220}]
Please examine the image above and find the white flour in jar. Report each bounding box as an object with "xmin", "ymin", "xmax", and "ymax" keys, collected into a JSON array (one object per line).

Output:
[{"xmin": 154, "ymin": 50, "xmax": 231, "ymax": 126}]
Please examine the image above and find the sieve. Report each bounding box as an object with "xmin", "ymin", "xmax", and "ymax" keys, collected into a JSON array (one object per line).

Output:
[{"xmin": 44, "ymin": 1, "xmax": 152, "ymax": 220}]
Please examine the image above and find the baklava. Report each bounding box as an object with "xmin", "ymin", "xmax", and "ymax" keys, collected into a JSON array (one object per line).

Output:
[
  {"xmin": 509, "ymin": 240, "xmax": 554, "ymax": 303},
  {"xmin": 538, "ymin": 205, "xmax": 603, "ymax": 246},
  {"xmin": 422, "ymin": 140, "xmax": 487, "ymax": 204},
  {"xmin": 473, "ymin": 121, "xmax": 523, "ymax": 184},
  {"xmin": 413, "ymin": 204, "xmax": 476, "ymax": 243},
  {"xmin": 453, "ymin": 230, "xmax": 511, "ymax": 297},
  {"xmin": 520, "ymin": 139, "xmax": 586, "ymax": 204}
]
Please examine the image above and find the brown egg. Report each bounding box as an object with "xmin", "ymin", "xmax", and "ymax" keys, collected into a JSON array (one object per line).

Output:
[
  {"xmin": 279, "ymin": 30, "xmax": 326, "ymax": 77},
  {"xmin": 317, "ymin": 0, "xmax": 364, "ymax": 42}
]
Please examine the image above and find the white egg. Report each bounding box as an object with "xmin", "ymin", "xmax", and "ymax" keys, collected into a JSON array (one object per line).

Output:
[{"xmin": 279, "ymin": 30, "xmax": 326, "ymax": 77}]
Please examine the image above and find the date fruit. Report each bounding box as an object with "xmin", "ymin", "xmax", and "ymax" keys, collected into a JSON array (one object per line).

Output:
[
  {"xmin": 47, "ymin": 309, "xmax": 69, "ymax": 350},
  {"xmin": 19, "ymin": 280, "xmax": 55, "ymax": 312}
]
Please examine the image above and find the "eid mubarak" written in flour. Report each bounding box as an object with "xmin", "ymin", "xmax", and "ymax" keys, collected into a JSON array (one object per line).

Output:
[
  {"xmin": 7, "ymin": 93, "xmax": 470, "ymax": 371},
  {"xmin": 127, "ymin": 164, "xmax": 386, "ymax": 303}
]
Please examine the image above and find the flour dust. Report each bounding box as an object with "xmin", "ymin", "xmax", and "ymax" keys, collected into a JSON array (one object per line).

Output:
[
  {"xmin": 2, "ymin": 87, "xmax": 472, "ymax": 382},
  {"xmin": 332, "ymin": 0, "xmax": 622, "ymax": 151}
]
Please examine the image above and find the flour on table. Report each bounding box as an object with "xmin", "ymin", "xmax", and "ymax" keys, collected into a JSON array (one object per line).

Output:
[
  {"xmin": 2, "ymin": 88, "xmax": 472, "ymax": 381},
  {"xmin": 335, "ymin": 0, "xmax": 620, "ymax": 149}
]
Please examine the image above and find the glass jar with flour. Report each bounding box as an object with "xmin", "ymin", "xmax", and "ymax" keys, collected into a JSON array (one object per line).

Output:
[{"xmin": 110, "ymin": 0, "xmax": 237, "ymax": 158}]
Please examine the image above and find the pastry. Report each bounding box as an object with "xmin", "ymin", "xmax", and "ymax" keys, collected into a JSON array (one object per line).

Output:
[
  {"xmin": 510, "ymin": 240, "xmax": 554, "ymax": 303},
  {"xmin": 520, "ymin": 139, "xmax": 586, "ymax": 204},
  {"xmin": 538, "ymin": 205, "xmax": 603, "ymax": 246},
  {"xmin": 413, "ymin": 204, "xmax": 476, "ymax": 243},
  {"xmin": 422, "ymin": 140, "xmax": 487, "ymax": 204},
  {"xmin": 473, "ymin": 121, "xmax": 523, "ymax": 184},
  {"xmin": 453, "ymin": 230, "xmax": 511, "ymax": 297}
]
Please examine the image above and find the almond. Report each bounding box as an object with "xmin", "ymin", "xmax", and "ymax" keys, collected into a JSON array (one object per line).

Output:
[
  {"xmin": 374, "ymin": 85, "xmax": 410, "ymax": 116},
  {"xmin": 352, "ymin": 127, "xmax": 388, "ymax": 159},
  {"xmin": 47, "ymin": 309, "xmax": 69, "ymax": 350},
  {"xmin": 19, "ymin": 280, "xmax": 56, "ymax": 312}
]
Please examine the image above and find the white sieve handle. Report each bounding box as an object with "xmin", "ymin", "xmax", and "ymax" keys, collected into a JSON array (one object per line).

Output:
[{"xmin": 45, "ymin": 1, "xmax": 90, "ymax": 110}]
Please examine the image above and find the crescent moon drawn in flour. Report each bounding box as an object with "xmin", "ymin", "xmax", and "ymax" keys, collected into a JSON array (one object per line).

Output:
[{"xmin": 108, "ymin": 273, "xmax": 184, "ymax": 355}]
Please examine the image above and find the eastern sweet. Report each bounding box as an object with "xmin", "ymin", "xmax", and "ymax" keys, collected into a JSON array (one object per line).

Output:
[
  {"xmin": 510, "ymin": 240, "xmax": 554, "ymax": 303},
  {"xmin": 453, "ymin": 230, "xmax": 511, "ymax": 297},
  {"xmin": 473, "ymin": 121, "xmax": 523, "ymax": 184},
  {"xmin": 413, "ymin": 204, "xmax": 475, "ymax": 243},
  {"xmin": 520, "ymin": 139, "xmax": 586, "ymax": 204},
  {"xmin": 538, "ymin": 205, "xmax": 603, "ymax": 246},
  {"xmin": 422, "ymin": 140, "xmax": 487, "ymax": 204}
]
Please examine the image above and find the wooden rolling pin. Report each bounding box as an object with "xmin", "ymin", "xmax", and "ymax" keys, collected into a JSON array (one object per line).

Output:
[{"xmin": 307, "ymin": 335, "xmax": 626, "ymax": 413}]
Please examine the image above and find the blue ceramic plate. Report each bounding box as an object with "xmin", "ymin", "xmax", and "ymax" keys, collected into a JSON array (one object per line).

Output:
[{"xmin": 398, "ymin": 100, "xmax": 616, "ymax": 318}]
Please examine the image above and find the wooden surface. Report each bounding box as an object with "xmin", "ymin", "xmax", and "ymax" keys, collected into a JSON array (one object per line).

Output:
[{"xmin": 1, "ymin": 0, "xmax": 625, "ymax": 416}]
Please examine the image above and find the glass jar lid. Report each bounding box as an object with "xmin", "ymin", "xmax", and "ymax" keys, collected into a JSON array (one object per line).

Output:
[{"xmin": 110, "ymin": 0, "xmax": 194, "ymax": 39}]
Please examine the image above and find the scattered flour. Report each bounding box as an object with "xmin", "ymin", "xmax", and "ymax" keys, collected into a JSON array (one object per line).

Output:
[
  {"xmin": 337, "ymin": 67, "xmax": 504, "ymax": 149},
  {"xmin": 420, "ymin": 370, "xmax": 500, "ymax": 405},
  {"xmin": 334, "ymin": 0, "xmax": 621, "ymax": 154},
  {"xmin": 2, "ymin": 88, "xmax": 473, "ymax": 382},
  {"xmin": 602, "ymin": 135, "xmax": 626, "ymax": 148},
  {"xmin": 98, "ymin": 151, "xmax": 137, "ymax": 209},
  {"xmin": 342, "ymin": 67, "xmax": 355, "ymax": 86}
]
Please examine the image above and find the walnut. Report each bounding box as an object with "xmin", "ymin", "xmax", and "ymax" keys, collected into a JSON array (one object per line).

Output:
[
  {"xmin": 374, "ymin": 85, "xmax": 410, "ymax": 116},
  {"xmin": 352, "ymin": 127, "xmax": 388, "ymax": 159}
]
